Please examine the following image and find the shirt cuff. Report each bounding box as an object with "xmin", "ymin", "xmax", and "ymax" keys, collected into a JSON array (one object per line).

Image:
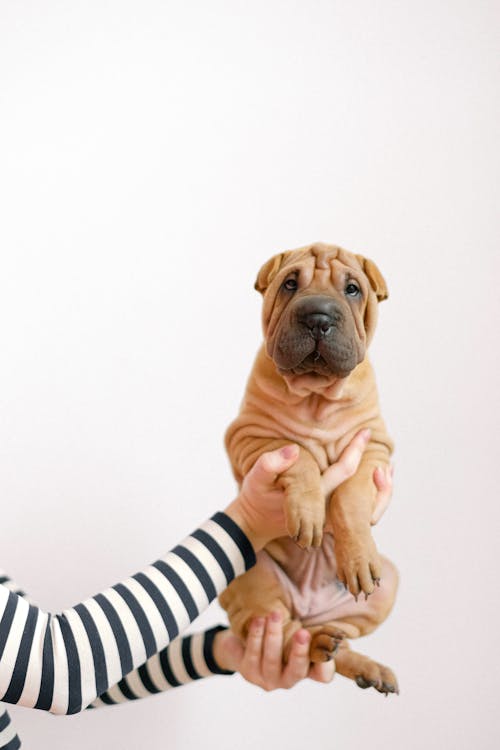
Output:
[{"xmin": 210, "ymin": 512, "xmax": 257, "ymax": 571}]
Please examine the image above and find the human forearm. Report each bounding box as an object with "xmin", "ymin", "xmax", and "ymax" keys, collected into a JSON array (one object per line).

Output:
[
  {"xmin": 0, "ymin": 514, "xmax": 254, "ymax": 715},
  {"xmin": 0, "ymin": 572, "xmax": 25, "ymax": 749},
  {"xmin": 90, "ymin": 625, "xmax": 233, "ymax": 707}
]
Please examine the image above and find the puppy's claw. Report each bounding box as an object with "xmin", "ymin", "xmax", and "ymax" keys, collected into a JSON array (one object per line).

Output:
[
  {"xmin": 380, "ymin": 682, "xmax": 397, "ymax": 695},
  {"xmin": 355, "ymin": 676, "xmax": 376, "ymax": 690},
  {"xmin": 354, "ymin": 665, "xmax": 399, "ymax": 696}
]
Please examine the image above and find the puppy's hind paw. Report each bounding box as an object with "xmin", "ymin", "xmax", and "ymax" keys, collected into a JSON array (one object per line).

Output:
[
  {"xmin": 309, "ymin": 627, "xmax": 346, "ymax": 663},
  {"xmin": 355, "ymin": 662, "xmax": 399, "ymax": 696}
]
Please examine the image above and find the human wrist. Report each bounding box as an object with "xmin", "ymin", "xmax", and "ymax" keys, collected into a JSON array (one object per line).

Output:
[
  {"xmin": 224, "ymin": 498, "xmax": 268, "ymax": 553},
  {"xmin": 204, "ymin": 626, "xmax": 236, "ymax": 675},
  {"xmin": 211, "ymin": 628, "xmax": 237, "ymax": 673}
]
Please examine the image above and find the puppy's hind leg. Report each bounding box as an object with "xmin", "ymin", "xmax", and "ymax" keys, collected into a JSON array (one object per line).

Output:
[
  {"xmin": 219, "ymin": 556, "xmax": 297, "ymax": 645},
  {"xmin": 306, "ymin": 622, "xmax": 348, "ymax": 663},
  {"xmin": 334, "ymin": 640, "xmax": 399, "ymax": 696},
  {"xmin": 309, "ymin": 557, "xmax": 399, "ymax": 695}
]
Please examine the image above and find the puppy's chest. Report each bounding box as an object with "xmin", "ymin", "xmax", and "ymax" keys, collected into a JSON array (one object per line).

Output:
[{"xmin": 274, "ymin": 399, "xmax": 357, "ymax": 471}]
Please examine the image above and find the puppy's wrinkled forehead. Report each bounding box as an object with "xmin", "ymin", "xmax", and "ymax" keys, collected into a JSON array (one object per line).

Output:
[
  {"xmin": 311, "ymin": 243, "xmax": 338, "ymax": 270},
  {"xmin": 309, "ymin": 243, "xmax": 364, "ymax": 283},
  {"xmin": 257, "ymin": 243, "xmax": 363, "ymax": 289},
  {"xmin": 255, "ymin": 242, "xmax": 388, "ymax": 343},
  {"xmin": 257, "ymin": 244, "xmax": 361, "ymax": 321}
]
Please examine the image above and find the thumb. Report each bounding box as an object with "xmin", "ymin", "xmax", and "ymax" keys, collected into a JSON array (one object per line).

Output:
[
  {"xmin": 309, "ymin": 660, "xmax": 336, "ymax": 683},
  {"xmin": 321, "ymin": 429, "xmax": 370, "ymax": 496},
  {"xmin": 251, "ymin": 444, "xmax": 300, "ymax": 484}
]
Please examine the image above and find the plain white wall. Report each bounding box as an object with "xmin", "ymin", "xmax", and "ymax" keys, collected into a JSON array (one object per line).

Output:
[{"xmin": 1, "ymin": 1, "xmax": 499, "ymax": 748}]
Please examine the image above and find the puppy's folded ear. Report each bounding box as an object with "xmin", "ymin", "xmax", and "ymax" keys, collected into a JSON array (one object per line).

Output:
[
  {"xmin": 254, "ymin": 253, "xmax": 285, "ymax": 293},
  {"xmin": 356, "ymin": 255, "xmax": 388, "ymax": 302}
]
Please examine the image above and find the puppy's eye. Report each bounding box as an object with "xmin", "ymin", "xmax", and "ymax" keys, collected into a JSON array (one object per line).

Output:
[
  {"xmin": 345, "ymin": 282, "xmax": 361, "ymax": 297},
  {"xmin": 283, "ymin": 277, "xmax": 298, "ymax": 292}
]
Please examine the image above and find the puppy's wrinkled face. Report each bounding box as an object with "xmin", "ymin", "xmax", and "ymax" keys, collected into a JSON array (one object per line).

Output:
[{"xmin": 255, "ymin": 243, "xmax": 388, "ymax": 382}]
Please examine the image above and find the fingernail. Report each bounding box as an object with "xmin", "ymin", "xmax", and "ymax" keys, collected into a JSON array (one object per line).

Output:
[
  {"xmin": 295, "ymin": 629, "xmax": 310, "ymax": 645},
  {"xmin": 270, "ymin": 610, "xmax": 282, "ymax": 623},
  {"xmin": 280, "ymin": 444, "xmax": 298, "ymax": 459},
  {"xmin": 361, "ymin": 429, "xmax": 371, "ymax": 442}
]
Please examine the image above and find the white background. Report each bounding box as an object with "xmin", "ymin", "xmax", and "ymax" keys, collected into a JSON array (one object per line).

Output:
[{"xmin": 0, "ymin": 1, "xmax": 499, "ymax": 748}]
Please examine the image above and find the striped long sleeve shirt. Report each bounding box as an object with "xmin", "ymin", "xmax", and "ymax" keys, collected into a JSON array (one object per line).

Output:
[
  {"xmin": 0, "ymin": 512, "xmax": 255, "ymax": 747},
  {"xmin": 0, "ymin": 613, "xmax": 232, "ymax": 750}
]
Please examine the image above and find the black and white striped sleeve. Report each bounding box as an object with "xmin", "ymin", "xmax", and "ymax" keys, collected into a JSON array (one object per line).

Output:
[
  {"xmin": 0, "ymin": 706, "xmax": 20, "ymax": 750},
  {"xmin": 0, "ymin": 579, "xmax": 232, "ymax": 749},
  {"xmin": 0, "ymin": 513, "xmax": 255, "ymax": 716},
  {"xmin": 0, "ymin": 572, "xmax": 27, "ymax": 750},
  {"xmin": 90, "ymin": 625, "xmax": 233, "ymax": 708}
]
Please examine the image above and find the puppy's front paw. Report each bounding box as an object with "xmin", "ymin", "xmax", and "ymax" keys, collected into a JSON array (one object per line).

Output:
[
  {"xmin": 335, "ymin": 534, "xmax": 382, "ymax": 598},
  {"xmin": 286, "ymin": 494, "xmax": 325, "ymax": 548}
]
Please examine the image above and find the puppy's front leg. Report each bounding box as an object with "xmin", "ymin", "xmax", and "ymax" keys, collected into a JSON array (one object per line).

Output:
[
  {"xmin": 227, "ymin": 435, "xmax": 326, "ymax": 549},
  {"xmin": 278, "ymin": 447, "xmax": 325, "ymax": 548},
  {"xmin": 330, "ymin": 457, "xmax": 388, "ymax": 597}
]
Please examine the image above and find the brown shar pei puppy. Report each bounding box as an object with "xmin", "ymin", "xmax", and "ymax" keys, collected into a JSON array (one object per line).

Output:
[{"xmin": 219, "ymin": 242, "xmax": 399, "ymax": 694}]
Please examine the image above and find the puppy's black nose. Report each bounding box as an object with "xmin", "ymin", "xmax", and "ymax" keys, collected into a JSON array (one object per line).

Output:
[
  {"xmin": 296, "ymin": 296, "xmax": 342, "ymax": 340},
  {"xmin": 300, "ymin": 312, "xmax": 333, "ymax": 339}
]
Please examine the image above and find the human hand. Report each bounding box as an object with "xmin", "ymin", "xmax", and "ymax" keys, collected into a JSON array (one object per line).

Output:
[
  {"xmin": 320, "ymin": 435, "xmax": 394, "ymax": 526},
  {"xmin": 224, "ymin": 444, "xmax": 300, "ymax": 551},
  {"xmin": 212, "ymin": 613, "xmax": 335, "ymax": 690},
  {"xmin": 225, "ymin": 430, "xmax": 371, "ymax": 552}
]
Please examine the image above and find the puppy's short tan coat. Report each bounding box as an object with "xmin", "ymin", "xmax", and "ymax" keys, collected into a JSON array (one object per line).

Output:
[{"xmin": 220, "ymin": 243, "xmax": 399, "ymax": 694}]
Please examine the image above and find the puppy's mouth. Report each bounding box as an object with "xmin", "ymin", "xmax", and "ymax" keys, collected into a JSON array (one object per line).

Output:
[
  {"xmin": 274, "ymin": 338, "xmax": 357, "ymax": 379},
  {"xmin": 291, "ymin": 351, "xmax": 353, "ymax": 378},
  {"xmin": 293, "ymin": 350, "xmax": 328, "ymax": 373}
]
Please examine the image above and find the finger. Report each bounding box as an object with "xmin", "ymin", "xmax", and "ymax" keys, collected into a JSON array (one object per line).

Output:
[
  {"xmin": 373, "ymin": 465, "xmax": 390, "ymax": 492},
  {"xmin": 251, "ymin": 445, "xmax": 300, "ymax": 487},
  {"xmin": 240, "ymin": 617, "xmax": 266, "ymax": 678},
  {"xmin": 321, "ymin": 429, "xmax": 370, "ymax": 496},
  {"xmin": 371, "ymin": 465, "xmax": 393, "ymax": 525},
  {"xmin": 309, "ymin": 660, "xmax": 336, "ymax": 683},
  {"xmin": 281, "ymin": 629, "xmax": 311, "ymax": 687},
  {"xmin": 261, "ymin": 611, "xmax": 284, "ymax": 683},
  {"xmin": 371, "ymin": 491, "xmax": 391, "ymax": 525}
]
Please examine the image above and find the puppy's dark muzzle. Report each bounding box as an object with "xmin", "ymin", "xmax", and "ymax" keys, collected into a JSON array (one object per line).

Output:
[
  {"xmin": 297, "ymin": 297, "xmax": 342, "ymax": 341},
  {"xmin": 270, "ymin": 294, "xmax": 359, "ymax": 377}
]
